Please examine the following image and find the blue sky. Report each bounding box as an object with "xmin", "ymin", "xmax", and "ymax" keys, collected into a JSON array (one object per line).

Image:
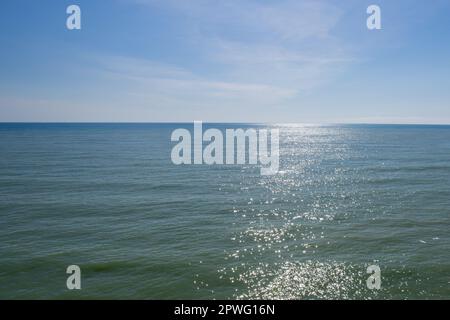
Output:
[{"xmin": 0, "ymin": 0, "xmax": 449, "ymax": 123}]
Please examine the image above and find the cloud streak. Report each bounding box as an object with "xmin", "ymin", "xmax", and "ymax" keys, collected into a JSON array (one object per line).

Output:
[{"xmin": 108, "ymin": 0, "xmax": 354, "ymax": 117}]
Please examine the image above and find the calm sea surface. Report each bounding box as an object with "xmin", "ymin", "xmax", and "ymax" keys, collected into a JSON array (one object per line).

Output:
[{"xmin": 0, "ymin": 123, "xmax": 449, "ymax": 299}]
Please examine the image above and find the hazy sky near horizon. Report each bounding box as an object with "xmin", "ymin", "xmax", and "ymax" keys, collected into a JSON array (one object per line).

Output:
[{"xmin": 0, "ymin": 0, "xmax": 449, "ymax": 123}]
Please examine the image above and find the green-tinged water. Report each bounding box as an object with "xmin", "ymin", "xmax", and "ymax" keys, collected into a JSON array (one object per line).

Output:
[{"xmin": 0, "ymin": 123, "xmax": 449, "ymax": 299}]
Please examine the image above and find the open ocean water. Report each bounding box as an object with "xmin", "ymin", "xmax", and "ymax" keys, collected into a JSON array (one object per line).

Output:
[{"xmin": 0, "ymin": 123, "xmax": 449, "ymax": 299}]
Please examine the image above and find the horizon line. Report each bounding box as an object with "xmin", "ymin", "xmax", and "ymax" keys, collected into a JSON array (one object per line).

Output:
[{"xmin": 1, "ymin": 121, "xmax": 450, "ymax": 126}]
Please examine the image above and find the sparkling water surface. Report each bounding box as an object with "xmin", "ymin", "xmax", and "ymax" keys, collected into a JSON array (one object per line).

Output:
[{"xmin": 0, "ymin": 123, "xmax": 449, "ymax": 299}]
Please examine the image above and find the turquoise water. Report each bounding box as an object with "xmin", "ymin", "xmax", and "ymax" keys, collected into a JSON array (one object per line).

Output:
[{"xmin": 0, "ymin": 123, "xmax": 449, "ymax": 299}]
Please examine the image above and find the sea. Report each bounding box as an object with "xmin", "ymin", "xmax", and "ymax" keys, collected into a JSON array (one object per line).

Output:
[{"xmin": 0, "ymin": 123, "xmax": 449, "ymax": 299}]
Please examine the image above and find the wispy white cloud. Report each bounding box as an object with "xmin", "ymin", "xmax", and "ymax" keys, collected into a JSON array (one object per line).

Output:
[
  {"xmin": 208, "ymin": 39, "xmax": 353, "ymax": 91},
  {"xmin": 110, "ymin": 0, "xmax": 353, "ymax": 114},
  {"xmin": 95, "ymin": 55, "xmax": 297, "ymax": 106},
  {"xmin": 131, "ymin": 0, "xmax": 343, "ymax": 41}
]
